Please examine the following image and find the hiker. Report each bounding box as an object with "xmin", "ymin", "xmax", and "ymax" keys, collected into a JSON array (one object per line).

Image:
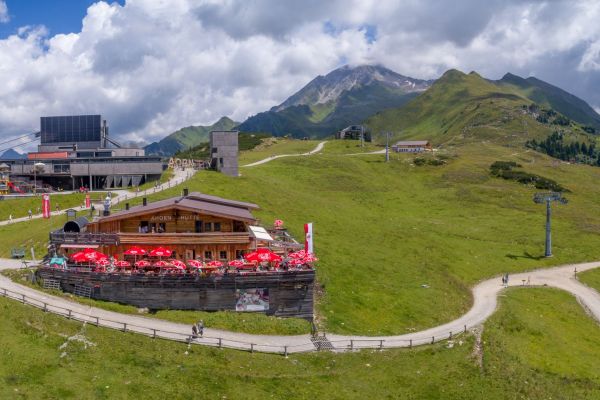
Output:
[
  {"xmin": 28, "ymin": 209, "xmax": 32, "ymax": 219},
  {"xmin": 504, "ymin": 273, "xmax": 509, "ymax": 287},
  {"xmin": 197, "ymin": 320, "xmax": 204, "ymax": 337},
  {"xmin": 501, "ymin": 275, "xmax": 506, "ymax": 286},
  {"xmin": 8, "ymin": 214, "xmax": 12, "ymax": 223},
  {"xmin": 191, "ymin": 324, "xmax": 198, "ymax": 339}
]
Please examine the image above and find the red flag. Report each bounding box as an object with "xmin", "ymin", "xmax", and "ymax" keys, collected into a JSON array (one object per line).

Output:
[
  {"xmin": 42, "ymin": 194, "xmax": 51, "ymax": 219},
  {"xmin": 85, "ymin": 193, "xmax": 91, "ymax": 208},
  {"xmin": 304, "ymin": 223, "xmax": 313, "ymax": 254}
]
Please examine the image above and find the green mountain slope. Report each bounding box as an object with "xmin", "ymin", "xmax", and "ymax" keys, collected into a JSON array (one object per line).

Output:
[
  {"xmin": 145, "ymin": 116, "xmax": 238, "ymax": 156},
  {"xmin": 237, "ymin": 65, "xmax": 432, "ymax": 138},
  {"xmin": 365, "ymin": 69, "xmax": 599, "ymax": 145},
  {"xmin": 499, "ymin": 73, "xmax": 600, "ymax": 129}
]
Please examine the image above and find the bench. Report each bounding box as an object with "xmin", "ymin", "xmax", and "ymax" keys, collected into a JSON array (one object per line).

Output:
[{"xmin": 11, "ymin": 247, "xmax": 25, "ymax": 259}]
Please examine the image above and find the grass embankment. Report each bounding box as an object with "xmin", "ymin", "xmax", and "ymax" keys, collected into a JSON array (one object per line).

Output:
[
  {"xmin": 239, "ymin": 138, "xmax": 321, "ymax": 164},
  {"xmin": 318, "ymin": 140, "xmax": 380, "ymax": 154},
  {"xmin": 0, "ymin": 288, "xmax": 598, "ymax": 399},
  {"xmin": 133, "ymin": 169, "xmax": 174, "ymax": 192},
  {"xmin": 118, "ymin": 141, "xmax": 600, "ymax": 335},
  {"xmin": 1, "ymin": 268, "xmax": 310, "ymax": 335},
  {"xmin": 0, "ymin": 192, "xmax": 106, "ymax": 221},
  {"xmin": 578, "ymin": 268, "xmax": 600, "ymax": 293}
]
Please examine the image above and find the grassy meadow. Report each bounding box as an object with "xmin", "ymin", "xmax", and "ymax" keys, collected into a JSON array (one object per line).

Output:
[
  {"xmin": 238, "ymin": 138, "xmax": 321, "ymax": 164},
  {"xmin": 0, "ymin": 192, "xmax": 106, "ymax": 221},
  {"xmin": 0, "ymin": 288, "xmax": 599, "ymax": 399}
]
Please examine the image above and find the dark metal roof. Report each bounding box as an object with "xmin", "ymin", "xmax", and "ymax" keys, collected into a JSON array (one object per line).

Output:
[{"xmin": 97, "ymin": 192, "xmax": 259, "ymax": 223}]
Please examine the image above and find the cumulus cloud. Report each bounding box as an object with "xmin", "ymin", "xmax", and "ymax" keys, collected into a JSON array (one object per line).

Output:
[{"xmin": 0, "ymin": 0, "xmax": 599, "ymax": 149}]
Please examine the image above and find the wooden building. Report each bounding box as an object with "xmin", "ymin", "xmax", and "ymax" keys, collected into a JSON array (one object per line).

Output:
[{"xmin": 391, "ymin": 140, "xmax": 432, "ymax": 153}]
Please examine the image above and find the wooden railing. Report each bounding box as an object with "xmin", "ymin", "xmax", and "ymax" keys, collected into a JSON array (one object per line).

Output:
[
  {"xmin": 49, "ymin": 231, "xmax": 120, "ymax": 245},
  {"xmin": 117, "ymin": 232, "xmax": 252, "ymax": 245}
]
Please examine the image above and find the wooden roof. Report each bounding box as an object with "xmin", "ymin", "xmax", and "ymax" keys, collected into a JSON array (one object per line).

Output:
[
  {"xmin": 97, "ymin": 192, "xmax": 259, "ymax": 223},
  {"xmin": 393, "ymin": 140, "xmax": 430, "ymax": 146}
]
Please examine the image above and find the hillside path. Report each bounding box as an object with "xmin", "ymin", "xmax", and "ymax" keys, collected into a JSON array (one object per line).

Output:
[
  {"xmin": 241, "ymin": 141, "xmax": 327, "ymax": 167},
  {"xmin": 0, "ymin": 167, "xmax": 194, "ymax": 227},
  {"xmin": 1, "ymin": 260, "xmax": 599, "ymax": 354}
]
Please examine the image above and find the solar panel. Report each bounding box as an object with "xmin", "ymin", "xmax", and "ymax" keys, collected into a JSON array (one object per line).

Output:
[{"xmin": 40, "ymin": 115, "xmax": 102, "ymax": 144}]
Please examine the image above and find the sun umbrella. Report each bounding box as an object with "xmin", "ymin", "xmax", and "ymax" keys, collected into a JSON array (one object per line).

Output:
[
  {"xmin": 187, "ymin": 259, "xmax": 203, "ymax": 268},
  {"xmin": 95, "ymin": 258, "xmax": 110, "ymax": 266},
  {"xmin": 71, "ymin": 249, "xmax": 107, "ymax": 263},
  {"xmin": 114, "ymin": 260, "xmax": 131, "ymax": 268},
  {"xmin": 228, "ymin": 259, "xmax": 245, "ymax": 268},
  {"xmin": 124, "ymin": 246, "xmax": 147, "ymax": 256},
  {"xmin": 169, "ymin": 259, "xmax": 187, "ymax": 269},
  {"xmin": 205, "ymin": 260, "xmax": 224, "ymax": 268},
  {"xmin": 244, "ymin": 248, "xmax": 282, "ymax": 263},
  {"xmin": 154, "ymin": 260, "xmax": 172, "ymax": 268},
  {"xmin": 303, "ymin": 253, "xmax": 318, "ymax": 263},
  {"xmin": 288, "ymin": 258, "xmax": 305, "ymax": 267},
  {"xmin": 149, "ymin": 247, "xmax": 173, "ymax": 258},
  {"xmin": 135, "ymin": 260, "xmax": 152, "ymax": 268},
  {"xmin": 288, "ymin": 250, "xmax": 306, "ymax": 259}
]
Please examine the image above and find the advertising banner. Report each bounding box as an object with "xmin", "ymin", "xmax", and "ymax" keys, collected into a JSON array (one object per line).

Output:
[
  {"xmin": 235, "ymin": 288, "xmax": 269, "ymax": 312},
  {"xmin": 42, "ymin": 194, "xmax": 51, "ymax": 219},
  {"xmin": 85, "ymin": 193, "xmax": 91, "ymax": 208}
]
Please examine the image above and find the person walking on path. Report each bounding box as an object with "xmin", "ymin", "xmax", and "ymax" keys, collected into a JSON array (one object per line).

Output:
[
  {"xmin": 191, "ymin": 324, "xmax": 198, "ymax": 339},
  {"xmin": 196, "ymin": 320, "xmax": 204, "ymax": 337},
  {"xmin": 8, "ymin": 214, "xmax": 12, "ymax": 224},
  {"xmin": 504, "ymin": 273, "xmax": 509, "ymax": 288},
  {"xmin": 28, "ymin": 209, "xmax": 32, "ymax": 219},
  {"xmin": 501, "ymin": 275, "xmax": 506, "ymax": 286}
]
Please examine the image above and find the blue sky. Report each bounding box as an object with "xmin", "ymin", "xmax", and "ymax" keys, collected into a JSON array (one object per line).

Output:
[{"xmin": 0, "ymin": 0, "xmax": 124, "ymax": 38}]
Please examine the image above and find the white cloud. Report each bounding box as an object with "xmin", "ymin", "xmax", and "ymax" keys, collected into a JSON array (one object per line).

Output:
[
  {"xmin": 0, "ymin": 0, "xmax": 599, "ymax": 149},
  {"xmin": 0, "ymin": 1, "xmax": 8, "ymax": 23}
]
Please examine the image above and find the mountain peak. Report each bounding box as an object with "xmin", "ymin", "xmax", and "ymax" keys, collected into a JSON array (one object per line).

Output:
[{"xmin": 273, "ymin": 64, "xmax": 432, "ymax": 112}]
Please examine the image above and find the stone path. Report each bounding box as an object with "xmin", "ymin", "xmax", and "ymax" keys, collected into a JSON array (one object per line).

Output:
[
  {"xmin": 241, "ymin": 141, "xmax": 327, "ymax": 167},
  {"xmin": 1, "ymin": 259, "xmax": 599, "ymax": 354}
]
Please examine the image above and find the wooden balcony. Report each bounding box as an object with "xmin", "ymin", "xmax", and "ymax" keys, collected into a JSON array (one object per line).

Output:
[
  {"xmin": 117, "ymin": 232, "xmax": 252, "ymax": 245},
  {"xmin": 50, "ymin": 231, "xmax": 120, "ymax": 246}
]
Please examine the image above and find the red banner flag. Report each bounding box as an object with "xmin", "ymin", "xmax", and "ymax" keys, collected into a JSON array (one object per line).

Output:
[
  {"xmin": 42, "ymin": 194, "xmax": 51, "ymax": 219},
  {"xmin": 304, "ymin": 223, "xmax": 313, "ymax": 254},
  {"xmin": 85, "ymin": 193, "xmax": 91, "ymax": 208}
]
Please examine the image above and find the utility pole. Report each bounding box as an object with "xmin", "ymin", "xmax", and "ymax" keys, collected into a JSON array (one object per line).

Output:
[
  {"xmin": 533, "ymin": 192, "xmax": 567, "ymax": 257},
  {"xmin": 360, "ymin": 126, "xmax": 364, "ymax": 148},
  {"xmin": 385, "ymin": 132, "xmax": 390, "ymax": 162}
]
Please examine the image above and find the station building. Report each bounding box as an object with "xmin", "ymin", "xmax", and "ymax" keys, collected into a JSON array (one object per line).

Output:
[{"xmin": 5, "ymin": 115, "xmax": 164, "ymax": 191}]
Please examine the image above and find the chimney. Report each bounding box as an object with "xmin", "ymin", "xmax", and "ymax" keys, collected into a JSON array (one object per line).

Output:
[
  {"xmin": 143, "ymin": 198, "xmax": 147, "ymax": 206},
  {"xmin": 183, "ymin": 188, "xmax": 189, "ymax": 197},
  {"xmin": 125, "ymin": 203, "xmax": 130, "ymax": 210}
]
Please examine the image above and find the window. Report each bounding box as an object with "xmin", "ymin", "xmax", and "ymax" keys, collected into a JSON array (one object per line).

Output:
[
  {"xmin": 219, "ymin": 250, "xmax": 227, "ymax": 260},
  {"xmin": 53, "ymin": 164, "xmax": 70, "ymax": 173},
  {"xmin": 235, "ymin": 250, "xmax": 245, "ymax": 259},
  {"xmin": 158, "ymin": 223, "xmax": 166, "ymax": 233},
  {"xmin": 204, "ymin": 251, "xmax": 212, "ymax": 260},
  {"xmin": 195, "ymin": 220, "xmax": 203, "ymax": 233},
  {"xmin": 213, "ymin": 222, "xmax": 221, "ymax": 232},
  {"xmin": 204, "ymin": 222, "xmax": 212, "ymax": 232}
]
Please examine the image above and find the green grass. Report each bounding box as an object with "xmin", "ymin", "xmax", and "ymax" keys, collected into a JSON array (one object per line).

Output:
[
  {"xmin": 239, "ymin": 138, "xmax": 322, "ymax": 164},
  {"xmin": 0, "ymin": 192, "xmax": 107, "ymax": 221},
  {"xmin": 0, "ymin": 287, "xmax": 598, "ymax": 399},
  {"xmin": 1, "ymin": 268, "xmax": 311, "ymax": 335},
  {"xmin": 113, "ymin": 141, "xmax": 600, "ymax": 336},
  {"xmin": 133, "ymin": 169, "xmax": 173, "ymax": 192},
  {"xmin": 578, "ymin": 268, "xmax": 600, "ymax": 293},
  {"xmin": 319, "ymin": 140, "xmax": 381, "ymax": 154}
]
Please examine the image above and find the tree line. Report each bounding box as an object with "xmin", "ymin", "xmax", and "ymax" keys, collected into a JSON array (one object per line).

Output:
[{"xmin": 526, "ymin": 131, "xmax": 600, "ymax": 166}]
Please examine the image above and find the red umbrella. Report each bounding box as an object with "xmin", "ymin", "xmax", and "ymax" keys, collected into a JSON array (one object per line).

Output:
[
  {"xmin": 169, "ymin": 259, "xmax": 186, "ymax": 269},
  {"xmin": 205, "ymin": 260, "xmax": 223, "ymax": 268},
  {"xmin": 187, "ymin": 259, "xmax": 203, "ymax": 268},
  {"xmin": 71, "ymin": 249, "xmax": 108, "ymax": 262},
  {"xmin": 245, "ymin": 248, "xmax": 282, "ymax": 263},
  {"xmin": 135, "ymin": 260, "xmax": 152, "ymax": 268},
  {"xmin": 114, "ymin": 260, "xmax": 131, "ymax": 268},
  {"xmin": 95, "ymin": 258, "xmax": 110, "ymax": 266},
  {"xmin": 228, "ymin": 259, "xmax": 245, "ymax": 268},
  {"xmin": 154, "ymin": 260, "xmax": 172, "ymax": 268},
  {"xmin": 124, "ymin": 246, "xmax": 147, "ymax": 256},
  {"xmin": 70, "ymin": 251, "xmax": 90, "ymax": 263},
  {"xmin": 149, "ymin": 247, "xmax": 173, "ymax": 258},
  {"xmin": 288, "ymin": 258, "xmax": 305, "ymax": 266},
  {"xmin": 303, "ymin": 253, "xmax": 318, "ymax": 263},
  {"xmin": 288, "ymin": 250, "xmax": 306, "ymax": 259}
]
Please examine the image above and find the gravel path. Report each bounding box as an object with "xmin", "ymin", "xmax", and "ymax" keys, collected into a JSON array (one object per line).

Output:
[
  {"xmin": 1, "ymin": 259, "xmax": 599, "ymax": 354},
  {"xmin": 241, "ymin": 141, "xmax": 327, "ymax": 167}
]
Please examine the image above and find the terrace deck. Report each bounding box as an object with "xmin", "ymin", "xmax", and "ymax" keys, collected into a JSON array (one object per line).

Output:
[{"xmin": 36, "ymin": 267, "xmax": 315, "ymax": 320}]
